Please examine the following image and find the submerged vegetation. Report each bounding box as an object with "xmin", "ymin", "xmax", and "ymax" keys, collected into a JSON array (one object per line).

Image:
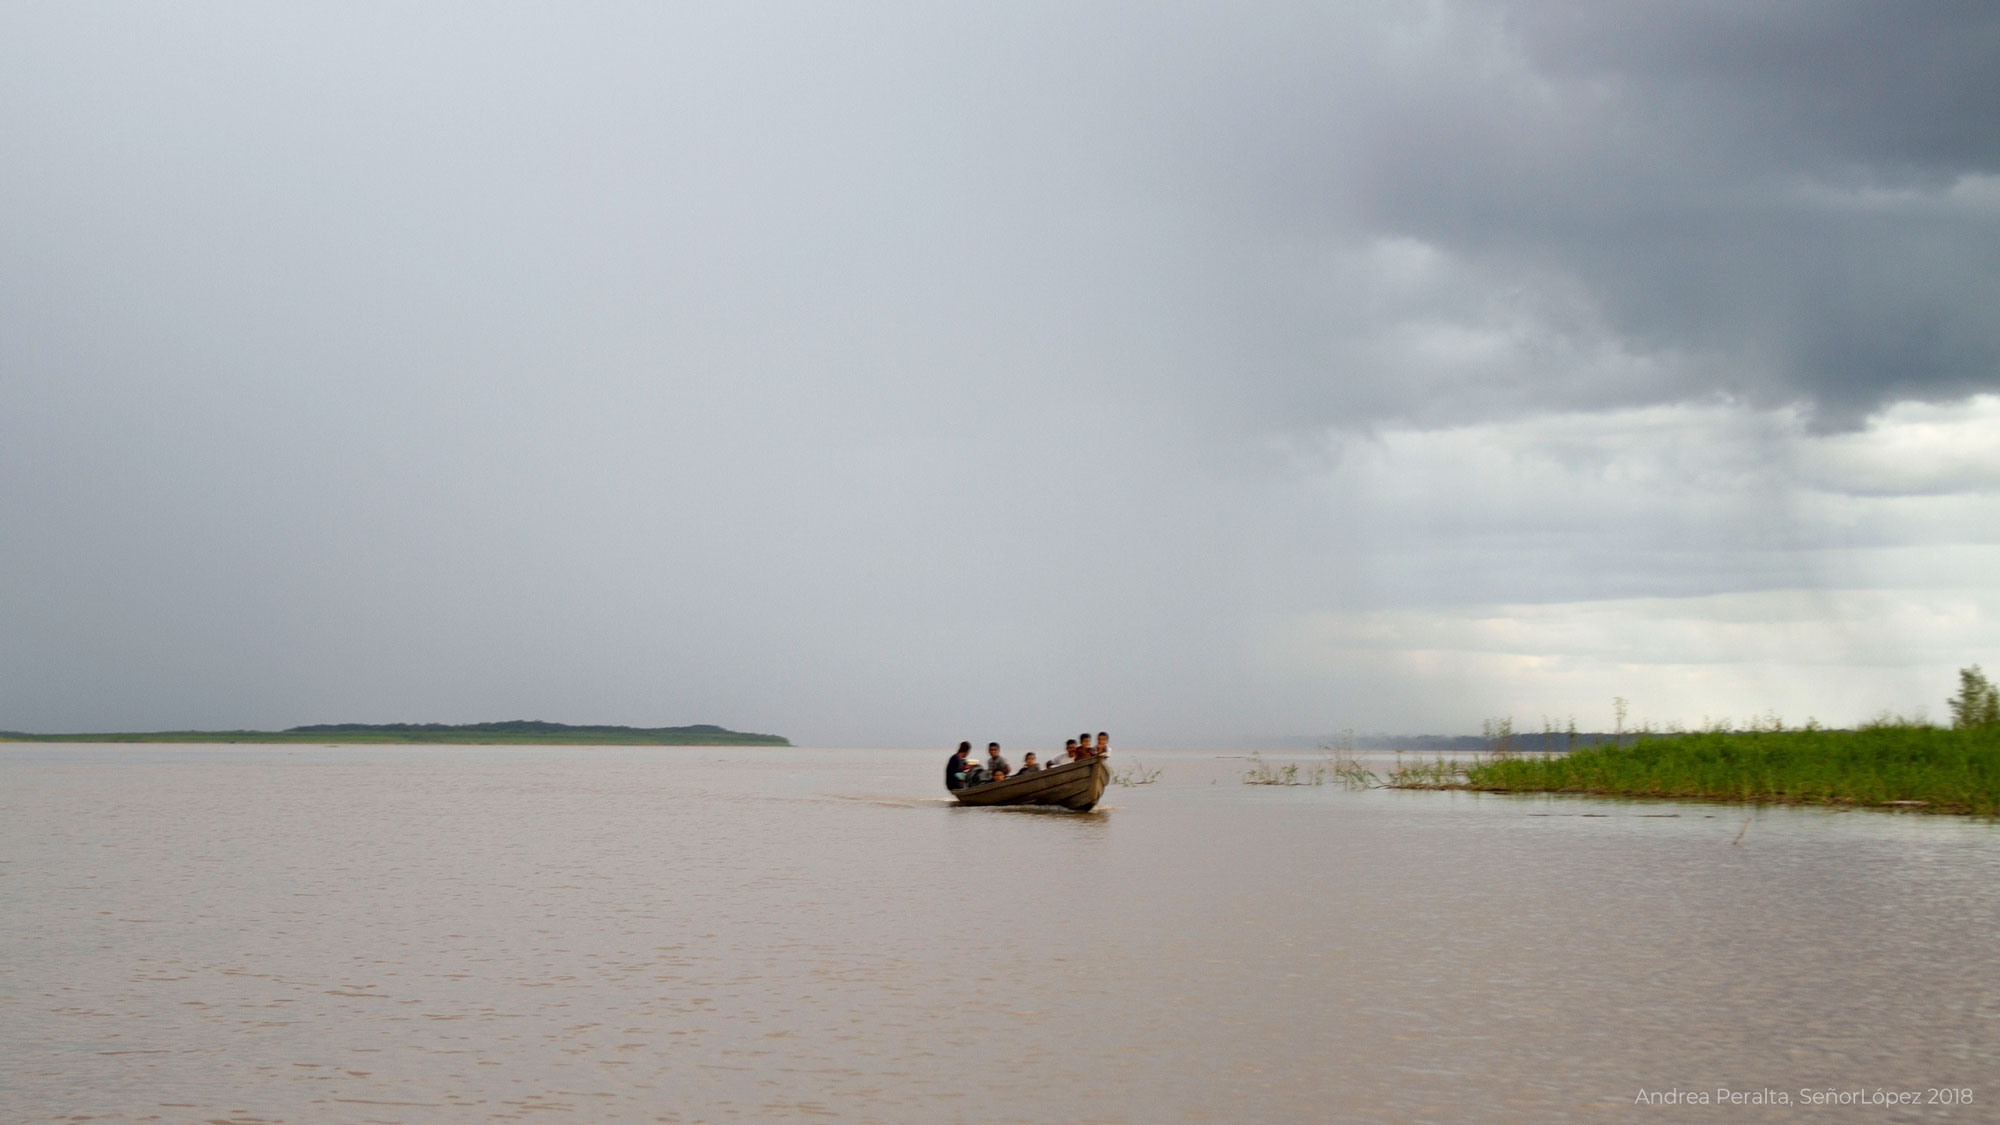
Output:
[
  {"xmin": 1241, "ymin": 748, "xmax": 1450, "ymax": 789},
  {"xmin": 0, "ymin": 720, "xmax": 791, "ymax": 746},
  {"xmin": 1242, "ymin": 730, "xmax": 1373, "ymax": 787},
  {"xmin": 1242, "ymin": 734, "xmax": 1471, "ymax": 790},
  {"xmin": 1111, "ymin": 758, "xmax": 1163, "ymax": 786},
  {"xmin": 1242, "ymin": 754, "xmax": 1321, "ymax": 786}
]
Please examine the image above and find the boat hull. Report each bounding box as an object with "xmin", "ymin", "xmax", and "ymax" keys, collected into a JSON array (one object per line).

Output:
[{"xmin": 951, "ymin": 754, "xmax": 1110, "ymax": 811}]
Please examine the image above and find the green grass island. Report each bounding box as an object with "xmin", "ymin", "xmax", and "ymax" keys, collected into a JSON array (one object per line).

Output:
[
  {"xmin": 1442, "ymin": 668, "xmax": 2000, "ymax": 815},
  {"xmin": 1444, "ymin": 724, "xmax": 2000, "ymax": 816},
  {"xmin": 1277, "ymin": 667, "xmax": 2000, "ymax": 816},
  {"xmin": 0, "ymin": 720, "xmax": 791, "ymax": 747}
]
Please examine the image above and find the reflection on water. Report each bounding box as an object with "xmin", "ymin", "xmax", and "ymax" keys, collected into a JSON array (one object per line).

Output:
[{"xmin": 3, "ymin": 746, "xmax": 1996, "ymax": 1122}]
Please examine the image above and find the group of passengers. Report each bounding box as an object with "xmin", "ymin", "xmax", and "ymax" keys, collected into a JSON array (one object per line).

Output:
[{"xmin": 944, "ymin": 732, "xmax": 1107, "ymax": 790}]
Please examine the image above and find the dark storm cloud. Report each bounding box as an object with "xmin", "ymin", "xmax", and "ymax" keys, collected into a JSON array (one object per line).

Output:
[
  {"xmin": 1507, "ymin": 1, "xmax": 2000, "ymax": 167},
  {"xmin": 1496, "ymin": 0, "xmax": 2000, "ymax": 420},
  {"xmin": 1175, "ymin": 0, "xmax": 2000, "ymax": 428}
]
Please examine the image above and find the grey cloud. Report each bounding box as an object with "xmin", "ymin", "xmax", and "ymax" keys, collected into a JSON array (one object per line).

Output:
[
  {"xmin": 977, "ymin": 3, "xmax": 2000, "ymax": 437},
  {"xmin": 4, "ymin": 2, "xmax": 1997, "ymax": 742},
  {"xmin": 1504, "ymin": 1, "xmax": 2000, "ymax": 169},
  {"xmin": 1168, "ymin": 1, "xmax": 2000, "ymax": 428}
]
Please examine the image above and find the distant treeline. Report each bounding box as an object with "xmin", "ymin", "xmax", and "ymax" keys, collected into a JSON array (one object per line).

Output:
[
  {"xmin": 1348, "ymin": 732, "xmax": 1619, "ymax": 753},
  {"xmin": 0, "ymin": 720, "xmax": 790, "ymax": 746}
]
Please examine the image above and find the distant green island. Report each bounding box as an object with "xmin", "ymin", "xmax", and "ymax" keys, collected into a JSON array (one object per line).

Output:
[{"xmin": 0, "ymin": 720, "xmax": 790, "ymax": 746}]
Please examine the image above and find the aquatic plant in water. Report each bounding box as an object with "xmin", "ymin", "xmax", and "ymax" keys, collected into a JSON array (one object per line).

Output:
[
  {"xmin": 1240, "ymin": 748, "xmax": 1381, "ymax": 788},
  {"xmin": 1241, "ymin": 755, "xmax": 1306, "ymax": 785},
  {"xmin": 1327, "ymin": 753, "xmax": 1379, "ymax": 790},
  {"xmin": 1382, "ymin": 755, "xmax": 1468, "ymax": 788},
  {"xmin": 1111, "ymin": 758, "xmax": 1162, "ymax": 786}
]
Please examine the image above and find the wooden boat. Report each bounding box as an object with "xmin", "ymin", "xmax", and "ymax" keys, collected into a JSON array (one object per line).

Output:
[{"xmin": 952, "ymin": 753, "xmax": 1110, "ymax": 811}]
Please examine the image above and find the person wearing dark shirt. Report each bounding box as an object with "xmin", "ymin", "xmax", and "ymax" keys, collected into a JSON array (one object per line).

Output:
[
  {"xmin": 945, "ymin": 742, "xmax": 973, "ymax": 790},
  {"xmin": 1016, "ymin": 752, "xmax": 1042, "ymax": 774}
]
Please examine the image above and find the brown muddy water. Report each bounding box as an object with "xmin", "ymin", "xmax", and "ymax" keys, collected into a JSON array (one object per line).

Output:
[{"xmin": 3, "ymin": 745, "xmax": 1996, "ymax": 1123}]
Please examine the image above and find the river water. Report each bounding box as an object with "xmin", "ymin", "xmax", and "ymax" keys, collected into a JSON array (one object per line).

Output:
[{"xmin": 3, "ymin": 745, "xmax": 1996, "ymax": 1123}]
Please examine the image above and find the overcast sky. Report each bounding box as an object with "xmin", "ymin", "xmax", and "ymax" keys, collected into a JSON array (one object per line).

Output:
[{"xmin": 5, "ymin": 2, "xmax": 1998, "ymax": 746}]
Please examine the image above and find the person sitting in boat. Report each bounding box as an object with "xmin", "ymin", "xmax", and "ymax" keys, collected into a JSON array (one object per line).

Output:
[
  {"xmin": 984, "ymin": 743, "xmax": 1010, "ymax": 782},
  {"xmin": 1077, "ymin": 732, "xmax": 1095, "ymax": 757},
  {"xmin": 1061, "ymin": 738, "xmax": 1079, "ymax": 762},
  {"xmin": 945, "ymin": 742, "xmax": 973, "ymax": 790},
  {"xmin": 1095, "ymin": 731, "xmax": 1108, "ymax": 755},
  {"xmin": 1016, "ymin": 752, "xmax": 1042, "ymax": 774}
]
